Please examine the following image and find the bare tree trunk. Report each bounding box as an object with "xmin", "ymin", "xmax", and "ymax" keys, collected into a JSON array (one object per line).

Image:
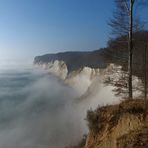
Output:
[
  {"xmin": 144, "ymin": 43, "xmax": 147, "ymax": 99},
  {"xmin": 128, "ymin": 0, "xmax": 134, "ymax": 99}
]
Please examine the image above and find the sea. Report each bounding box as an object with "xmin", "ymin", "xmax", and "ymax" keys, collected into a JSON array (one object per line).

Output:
[{"xmin": 0, "ymin": 64, "xmax": 86, "ymax": 148}]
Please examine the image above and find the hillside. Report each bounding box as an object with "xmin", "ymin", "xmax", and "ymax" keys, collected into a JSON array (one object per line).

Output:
[
  {"xmin": 86, "ymin": 99, "xmax": 148, "ymax": 148},
  {"xmin": 71, "ymin": 99, "xmax": 148, "ymax": 148}
]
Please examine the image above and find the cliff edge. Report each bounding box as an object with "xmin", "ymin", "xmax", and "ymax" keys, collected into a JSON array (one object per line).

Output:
[
  {"xmin": 84, "ymin": 99, "xmax": 148, "ymax": 148},
  {"xmin": 34, "ymin": 49, "xmax": 109, "ymax": 73}
]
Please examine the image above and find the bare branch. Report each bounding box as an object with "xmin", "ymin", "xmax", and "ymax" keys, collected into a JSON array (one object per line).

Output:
[{"xmin": 123, "ymin": 0, "xmax": 130, "ymax": 14}]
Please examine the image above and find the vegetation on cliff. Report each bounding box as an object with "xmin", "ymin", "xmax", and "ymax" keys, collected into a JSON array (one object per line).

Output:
[
  {"xmin": 70, "ymin": 99, "xmax": 148, "ymax": 148},
  {"xmin": 87, "ymin": 99, "xmax": 148, "ymax": 133},
  {"xmin": 85, "ymin": 99, "xmax": 148, "ymax": 148}
]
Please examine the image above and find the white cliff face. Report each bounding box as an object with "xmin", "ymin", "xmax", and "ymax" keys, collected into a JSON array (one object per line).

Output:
[
  {"xmin": 65, "ymin": 67, "xmax": 100, "ymax": 95},
  {"xmin": 47, "ymin": 60, "xmax": 68, "ymax": 80},
  {"xmin": 36, "ymin": 61, "xmax": 101, "ymax": 95},
  {"xmin": 35, "ymin": 61, "xmax": 142, "ymax": 103},
  {"xmin": 36, "ymin": 60, "xmax": 68, "ymax": 80}
]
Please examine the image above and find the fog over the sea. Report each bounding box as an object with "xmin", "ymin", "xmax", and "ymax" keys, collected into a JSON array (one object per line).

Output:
[{"xmin": 0, "ymin": 64, "xmax": 119, "ymax": 148}]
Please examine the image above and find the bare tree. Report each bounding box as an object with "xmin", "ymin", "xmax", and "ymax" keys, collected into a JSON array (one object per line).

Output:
[
  {"xmin": 109, "ymin": 0, "xmax": 148, "ymax": 99},
  {"xmin": 128, "ymin": 0, "xmax": 134, "ymax": 99},
  {"xmin": 144, "ymin": 42, "xmax": 147, "ymax": 99}
]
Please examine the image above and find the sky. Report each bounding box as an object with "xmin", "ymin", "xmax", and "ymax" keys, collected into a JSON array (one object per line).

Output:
[{"xmin": 0, "ymin": 0, "xmax": 148, "ymax": 63}]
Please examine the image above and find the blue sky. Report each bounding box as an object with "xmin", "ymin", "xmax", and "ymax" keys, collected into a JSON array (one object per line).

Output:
[{"xmin": 0, "ymin": 0, "xmax": 147, "ymax": 62}]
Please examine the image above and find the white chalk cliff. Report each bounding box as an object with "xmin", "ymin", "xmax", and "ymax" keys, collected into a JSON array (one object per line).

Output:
[{"xmin": 35, "ymin": 60, "xmax": 142, "ymax": 102}]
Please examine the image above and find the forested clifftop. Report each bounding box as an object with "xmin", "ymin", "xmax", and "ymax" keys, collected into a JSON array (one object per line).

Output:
[
  {"xmin": 34, "ymin": 31, "xmax": 148, "ymax": 76},
  {"xmin": 34, "ymin": 49, "xmax": 109, "ymax": 73}
]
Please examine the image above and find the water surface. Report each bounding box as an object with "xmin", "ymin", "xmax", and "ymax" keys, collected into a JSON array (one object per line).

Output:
[{"xmin": 0, "ymin": 66, "xmax": 85, "ymax": 148}]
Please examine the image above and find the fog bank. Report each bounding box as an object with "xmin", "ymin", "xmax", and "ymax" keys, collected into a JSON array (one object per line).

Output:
[{"xmin": 0, "ymin": 66, "xmax": 119, "ymax": 148}]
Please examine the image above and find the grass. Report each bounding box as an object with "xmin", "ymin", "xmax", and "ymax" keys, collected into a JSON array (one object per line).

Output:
[{"xmin": 86, "ymin": 99, "xmax": 148, "ymax": 133}]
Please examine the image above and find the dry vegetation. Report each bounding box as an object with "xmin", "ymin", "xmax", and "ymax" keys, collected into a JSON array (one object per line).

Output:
[
  {"xmin": 86, "ymin": 99, "xmax": 148, "ymax": 133},
  {"xmin": 68, "ymin": 99, "xmax": 148, "ymax": 148},
  {"xmin": 117, "ymin": 126, "xmax": 148, "ymax": 147}
]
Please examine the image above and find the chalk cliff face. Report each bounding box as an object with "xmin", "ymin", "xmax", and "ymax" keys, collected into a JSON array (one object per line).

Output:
[
  {"xmin": 38, "ymin": 60, "xmax": 68, "ymax": 80},
  {"xmin": 35, "ymin": 60, "xmax": 101, "ymax": 95},
  {"xmin": 65, "ymin": 67, "xmax": 100, "ymax": 95},
  {"xmin": 34, "ymin": 59, "xmax": 142, "ymax": 99}
]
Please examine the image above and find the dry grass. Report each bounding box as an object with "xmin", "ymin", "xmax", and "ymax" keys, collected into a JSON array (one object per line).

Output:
[
  {"xmin": 117, "ymin": 126, "xmax": 148, "ymax": 147},
  {"xmin": 86, "ymin": 99, "xmax": 148, "ymax": 133}
]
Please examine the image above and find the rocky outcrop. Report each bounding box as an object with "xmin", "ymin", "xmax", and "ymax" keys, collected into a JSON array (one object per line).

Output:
[
  {"xmin": 65, "ymin": 67, "xmax": 100, "ymax": 95},
  {"xmin": 85, "ymin": 99, "xmax": 148, "ymax": 148}
]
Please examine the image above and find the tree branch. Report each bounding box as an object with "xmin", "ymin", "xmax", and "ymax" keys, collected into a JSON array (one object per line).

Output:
[{"xmin": 123, "ymin": 0, "xmax": 130, "ymax": 14}]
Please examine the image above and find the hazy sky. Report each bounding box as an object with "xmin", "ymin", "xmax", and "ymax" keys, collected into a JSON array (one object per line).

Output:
[{"xmin": 0, "ymin": 0, "xmax": 147, "ymax": 62}]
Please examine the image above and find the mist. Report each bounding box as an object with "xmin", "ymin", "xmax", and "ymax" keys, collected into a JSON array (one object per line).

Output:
[{"xmin": 0, "ymin": 66, "xmax": 119, "ymax": 148}]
